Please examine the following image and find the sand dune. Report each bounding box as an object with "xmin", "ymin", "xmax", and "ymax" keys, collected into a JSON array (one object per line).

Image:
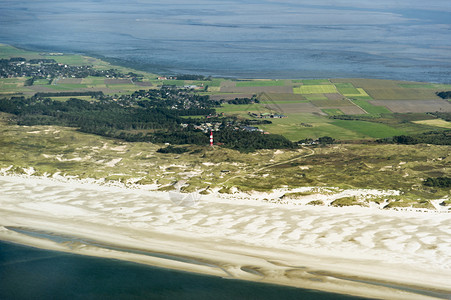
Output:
[{"xmin": 1, "ymin": 175, "xmax": 450, "ymax": 299}]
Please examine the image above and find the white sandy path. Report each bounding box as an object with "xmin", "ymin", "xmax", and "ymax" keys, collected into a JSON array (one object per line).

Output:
[{"xmin": 0, "ymin": 175, "xmax": 450, "ymax": 300}]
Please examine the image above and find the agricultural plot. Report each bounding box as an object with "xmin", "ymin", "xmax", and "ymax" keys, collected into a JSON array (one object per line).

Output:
[
  {"xmin": 57, "ymin": 78, "xmax": 83, "ymax": 84},
  {"xmin": 256, "ymin": 113, "xmax": 361, "ymax": 141},
  {"xmin": 322, "ymin": 109, "xmax": 344, "ymax": 116},
  {"xmin": 351, "ymin": 99, "xmax": 391, "ymax": 115},
  {"xmin": 310, "ymin": 100, "xmax": 354, "ymax": 107},
  {"xmin": 48, "ymin": 83, "xmax": 89, "ymax": 90},
  {"xmin": 104, "ymin": 84, "xmax": 142, "ymax": 93},
  {"xmin": 216, "ymin": 103, "xmax": 268, "ymax": 115},
  {"xmin": 293, "ymin": 85, "xmax": 337, "ymax": 94},
  {"xmin": 0, "ymin": 44, "xmax": 40, "ymax": 59},
  {"xmin": 82, "ymin": 77, "xmax": 107, "ymax": 86},
  {"xmin": 105, "ymin": 79, "xmax": 132, "ymax": 85},
  {"xmin": 33, "ymin": 79, "xmax": 51, "ymax": 85},
  {"xmin": 50, "ymin": 96, "xmax": 94, "ymax": 102},
  {"xmin": 304, "ymin": 94, "xmax": 328, "ymax": 100},
  {"xmin": 207, "ymin": 86, "xmax": 221, "ymax": 92},
  {"xmin": 331, "ymin": 78, "xmax": 403, "ymax": 89},
  {"xmin": 260, "ymin": 93, "xmax": 306, "ymax": 101},
  {"xmin": 0, "ymin": 78, "xmax": 29, "ymax": 93},
  {"xmin": 264, "ymin": 102, "xmax": 324, "ymax": 114},
  {"xmin": 209, "ymin": 94, "xmax": 255, "ymax": 101},
  {"xmin": 324, "ymin": 93, "xmax": 344, "ymax": 100},
  {"xmin": 236, "ymin": 80, "xmax": 285, "ymax": 87},
  {"xmin": 343, "ymin": 88, "xmax": 372, "ymax": 100},
  {"xmin": 338, "ymin": 106, "xmax": 367, "ymax": 115},
  {"xmin": 413, "ymin": 119, "xmax": 451, "ymax": 129},
  {"xmin": 134, "ymin": 81, "xmax": 153, "ymax": 87},
  {"xmin": 49, "ymin": 55, "xmax": 90, "ymax": 66},
  {"xmin": 331, "ymin": 120, "xmax": 406, "ymax": 139},
  {"xmin": 0, "ymin": 44, "xmax": 91, "ymax": 66},
  {"xmin": 370, "ymin": 100, "xmax": 451, "ymax": 113},
  {"xmin": 364, "ymin": 87, "xmax": 439, "ymax": 100},
  {"xmin": 335, "ymin": 83, "xmax": 360, "ymax": 95},
  {"xmin": 221, "ymin": 85, "xmax": 293, "ymax": 93},
  {"xmin": 27, "ymin": 86, "xmax": 57, "ymax": 93}
]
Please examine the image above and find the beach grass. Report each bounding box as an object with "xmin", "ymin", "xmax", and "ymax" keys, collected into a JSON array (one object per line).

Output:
[{"xmin": 0, "ymin": 112, "xmax": 449, "ymax": 205}]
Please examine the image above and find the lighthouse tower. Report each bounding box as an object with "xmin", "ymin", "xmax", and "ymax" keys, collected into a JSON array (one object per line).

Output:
[{"xmin": 210, "ymin": 131, "xmax": 213, "ymax": 146}]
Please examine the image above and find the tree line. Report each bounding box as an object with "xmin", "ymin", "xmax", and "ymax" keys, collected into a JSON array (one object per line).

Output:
[{"xmin": 0, "ymin": 96, "xmax": 294, "ymax": 152}]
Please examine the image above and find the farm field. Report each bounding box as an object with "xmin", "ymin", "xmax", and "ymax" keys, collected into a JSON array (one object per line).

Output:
[
  {"xmin": 236, "ymin": 80, "xmax": 285, "ymax": 87},
  {"xmin": 259, "ymin": 93, "xmax": 306, "ymax": 101},
  {"xmin": 293, "ymin": 85, "xmax": 337, "ymax": 94},
  {"xmin": 0, "ymin": 78, "xmax": 29, "ymax": 94},
  {"xmin": 331, "ymin": 120, "xmax": 406, "ymax": 138},
  {"xmin": 413, "ymin": 119, "xmax": 451, "ymax": 129},
  {"xmin": 322, "ymin": 108, "xmax": 344, "ymax": 116},
  {"xmin": 1, "ymin": 43, "xmax": 451, "ymax": 143},
  {"xmin": 335, "ymin": 82, "xmax": 360, "ymax": 95},
  {"xmin": 351, "ymin": 99, "xmax": 392, "ymax": 115},
  {"xmin": 370, "ymin": 99, "xmax": 451, "ymax": 113}
]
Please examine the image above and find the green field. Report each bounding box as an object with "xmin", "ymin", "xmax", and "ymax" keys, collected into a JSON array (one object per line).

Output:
[
  {"xmin": 82, "ymin": 76, "xmax": 107, "ymax": 86},
  {"xmin": 352, "ymin": 99, "xmax": 392, "ymax": 115},
  {"xmin": 47, "ymin": 83, "xmax": 89, "ymax": 90},
  {"xmin": 335, "ymin": 83, "xmax": 360, "ymax": 95},
  {"xmin": 50, "ymin": 96, "xmax": 96, "ymax": 102},
  {"xmin": 294, "ymin": 85, "xmax": 337, "ymax": 94},
  {"xmin": 0, "ymin": 78, "xmax": 29, "ymax": 93},
  {"xmin": 331, "ymin": 120, "xmax": 406, "ymax": 138},
  {"xmin": 322, "ymin": 108, "xmax": 344, "ymax": 116},
  {"xmin": 216, "ymin": 103, "xmax": 267, "ymax": 115},
  {"xmin": 236, "ymin": 80, "xmax": 285, "ymax": 87}
]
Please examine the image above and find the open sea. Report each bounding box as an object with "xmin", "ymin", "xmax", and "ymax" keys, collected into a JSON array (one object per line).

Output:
[
  {"xmin": 0, "ymin": 0, "xmax": 450, "ymax": 83},
  {"xmin": 0, "ymin": 241, "xmax": 367, "ymax": 300}
]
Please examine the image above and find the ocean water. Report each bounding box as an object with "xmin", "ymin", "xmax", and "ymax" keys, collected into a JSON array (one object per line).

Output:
[
  {"xmin": 0, "ymin": 241, "xmax": 366, "ymax": 300},
  {"xmin": 0, "ymin": 0, "xmax": 450, "ymax": 82}
]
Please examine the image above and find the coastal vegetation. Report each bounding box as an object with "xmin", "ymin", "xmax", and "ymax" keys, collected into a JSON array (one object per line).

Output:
[{"xmin": 0, "ymin": 44, "xmax": 449, "ymax": 208}]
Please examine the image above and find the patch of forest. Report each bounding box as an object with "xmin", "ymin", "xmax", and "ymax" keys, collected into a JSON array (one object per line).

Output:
[{"xmin": 0, "ymin": 92, "xmax": 295, "ymax": 152}]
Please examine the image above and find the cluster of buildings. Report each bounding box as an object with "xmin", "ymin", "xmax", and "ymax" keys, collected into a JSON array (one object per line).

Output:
[{"xmin": 248, "ymin": 112, "xmax": 287, "ymax": 119}]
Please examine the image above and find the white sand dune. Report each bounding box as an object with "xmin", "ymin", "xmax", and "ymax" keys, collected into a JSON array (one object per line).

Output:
[{"xmin": 0, "ymin": 175, "xmax": 450, "ymax": 299}]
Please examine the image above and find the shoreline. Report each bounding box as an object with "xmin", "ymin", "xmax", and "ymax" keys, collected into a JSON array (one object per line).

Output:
[
  {"xmin": 1, "ymin": 174, "xmax": 451, "ymax": 299},
  {"xmin": 2, "ymin": 42, "xmax": 450, "ymax": 84}
]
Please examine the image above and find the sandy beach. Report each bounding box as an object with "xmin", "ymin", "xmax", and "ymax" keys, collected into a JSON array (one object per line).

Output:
[{"xmin": 1, "ymin": 174, "xmax": 450, "ymax": 299}]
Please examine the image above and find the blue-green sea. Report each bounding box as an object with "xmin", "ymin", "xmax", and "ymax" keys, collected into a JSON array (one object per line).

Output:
[
  {"xmin": 0, "ymin": 241, "xmax": 368, "ymax": 300},
  {"xmin": 0, "ymin": 0, "xmax": 450, "ymax": 83}
]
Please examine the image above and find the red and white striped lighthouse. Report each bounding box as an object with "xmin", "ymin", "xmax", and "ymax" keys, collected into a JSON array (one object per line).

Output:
[{"xmin": 209, "ymin": 131, "xmax": 213, "ymax": 146}]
